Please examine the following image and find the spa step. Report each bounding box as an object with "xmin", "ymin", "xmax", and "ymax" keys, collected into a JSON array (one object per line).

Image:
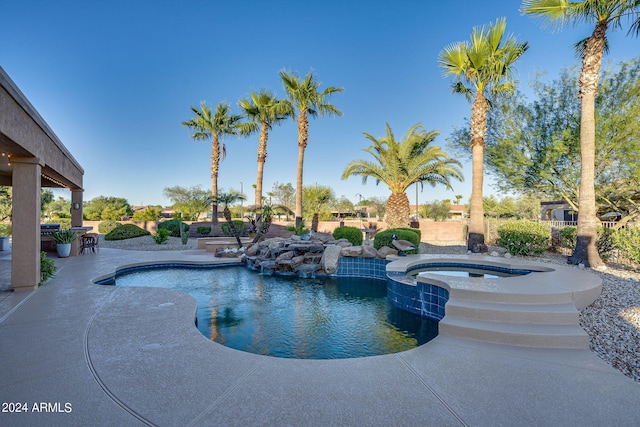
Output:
[
  {"xmin": 450, "ymin": 287, "xmax": 574, "ymax": 306},
  {"xmin": 444, "ymin": 299, "xmax": 579, "ymax": 325},
  {"xmin": 438, "ymin": 316, "xmax": 590, "ymax": 349}
]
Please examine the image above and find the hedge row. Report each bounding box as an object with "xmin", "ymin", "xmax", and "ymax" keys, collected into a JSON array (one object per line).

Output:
[{"xmin": 500, "ymin": 221, "xmax": 640, "ymax": 264}]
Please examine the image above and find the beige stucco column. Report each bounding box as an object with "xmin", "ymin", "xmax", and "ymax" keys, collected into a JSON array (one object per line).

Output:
[
  {"xmin": 71, "ymin": 189, "xmax": 83, "ymax": 227},
  {"xmin": 11, "ymin": 156, "xmax": 43, "ymax": 290}
]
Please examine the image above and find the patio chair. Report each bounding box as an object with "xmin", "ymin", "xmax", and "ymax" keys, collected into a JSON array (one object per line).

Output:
[{"xmin": 81, "ymin": 233, "xmax": 99, "ymax": 254}]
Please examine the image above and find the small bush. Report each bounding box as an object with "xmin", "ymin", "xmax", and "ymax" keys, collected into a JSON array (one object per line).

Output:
[
  {"xmin": 40, "ymin": 251, "xmax": 56, "ymax": 285},
  {"xmin": 395, "ymin": 227, "xmax": 421, "ymax": 242},
  {"xmin": 596, "ymin": 228, "xmax": 616, "ymax": 261},
  {"xmin": 196, "ymin": 226, "xmax": 211, "ymax": 236},
  {"xmin": 558, "ymin": 226, "xmax": 616, "ymax": 261},
  {"xmin": 221, "ymin": 220, "xmax": 246, "ymax": 237},
  {"xmin": 374, "ymin": 228, "xmax": 420, "ymax": 254},
  {"xmin": 105, "ymin": 224, "xmax": 150, "ymax": 241},
  {"xmin": 333, "ymin": 226, "xmax": 363, "ymax": 246},
  {"xmin": 98, "ymin": 220, "xmax": 121, "ymax": 234},
  {"xmin": 153, "ymin": 228, "xmax": 171, "ymax": 244},
  {"xmin": 498, "ymin": 221, "xmax": 551, "ymax": 256},
  {"xmin": 612, "ymin": 227, "xmax": 640, "ymax": 264},
  {"xmin": 558, "ymin": 227, "xmax": 577, "ymax": 249},
  {"xmin": 285, "ymin": 222, "xmax": 309, "ymax": 235},
  {"xmin": 158, "ymin": 219, "xmax": 189, "ymax": 237}
]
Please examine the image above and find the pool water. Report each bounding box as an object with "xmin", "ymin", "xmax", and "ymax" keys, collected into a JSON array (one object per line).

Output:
[
  {"xmin": 115, "ymin": 266, "xmax": 438, "ymax": 359},
  {"xmin": 409, "ymin": 266, "xmax": 530, "ymax": 279}
]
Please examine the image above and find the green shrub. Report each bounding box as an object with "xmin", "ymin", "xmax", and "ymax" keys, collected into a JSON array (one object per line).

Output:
[
  {"xmin": 40, "ymin": 251, "xmax": 56, "ymax": 285},
  {"xmin": 153, "ymin": 228, "xmax": 171, "ymax": 244},
  {"xmin": 285, "ymin": 222, "xmax": 309, "ymax": 235},
  {"xmin": 98, "ymin": 220, "xmax": 122, "ymax": 234},
  {"xmin": 333, "ymin": 226, "xmax": 363, "ymax": 246},
  {"xmin": 158, "ymin": 219, "xmax": 189, "ymax": 237},
  {"xmin": 374, "ymin": 228, "xmax": 420, "ymax": 254},
  {"xmin": 497, "ymin": 221, "xmax": 551, "ymax": 256},
  {"xmin": 558, "ymin": 226, "xmax": 616, "ymax": 261},
  {"xmin": 612, "ymin": 227, "xmax": 640, "ymax": 264},
  {"xmin": 196, "ymin": 226, "xmax": 211, "ymax": 236},
  {"xmin": 558, "ymin": 226, "xmax": 577, "ymax": 249},
  {"xmin": 221, "ymin": 220, "xmax": 246, "ymax": 237},
  {"xmin": 395, "ymin": 227, "xmax": 421, "ymax": 242},
  {"xmin": 105, "ymin": 224, "xmax": 150, "ymax": 241},
  {"xmin": 596, "ymin": 227, "xmax": 616, "ymax": 261}
]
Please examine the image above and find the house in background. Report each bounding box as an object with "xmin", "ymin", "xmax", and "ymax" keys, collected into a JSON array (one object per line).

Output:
[{"xmin": 540, "ymin": 200, "xmax": 577, "ymax": 222}]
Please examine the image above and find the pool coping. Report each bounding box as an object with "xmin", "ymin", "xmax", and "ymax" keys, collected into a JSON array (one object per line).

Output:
[{"xmin": 1, "ymin": 248, "xmax": 638, "ymax": 426}]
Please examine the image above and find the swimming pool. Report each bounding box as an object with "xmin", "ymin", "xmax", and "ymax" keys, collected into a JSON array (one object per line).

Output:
[{"xmin": 112, "ymin": 266, "xmax": 438, "ymax": 359}]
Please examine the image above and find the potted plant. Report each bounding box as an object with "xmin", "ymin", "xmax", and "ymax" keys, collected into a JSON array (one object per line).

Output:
[
  {"xmin": 0, "ymin": 223, "xmax": 10, "ymax": 251},
  {"xmin": 52, "ymin": 229, "xmax": 78, "ymax": 258}
]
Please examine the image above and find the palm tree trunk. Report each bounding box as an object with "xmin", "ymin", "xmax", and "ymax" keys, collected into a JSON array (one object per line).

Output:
[
  {"xmin": 223, "ymin": 208, "xmax": 242, "ymax": 248},
  {"xmin": 295, "ymin": 110, "xmax": 309, "ymax": 227},
  {"xmin": 569, "ymin": 21, "xmax": 606, "ymax": 268},
  {"xmin": 255, "ymin": 122, "xmax": 269, "ymax": 208},
  {"xmin": 468, "ymin": 93, "xmax": 488, "ymax": 252},
  {"xmin": 385, "ymin": 192, "xmax": 410, "ymax": 229},
  {"xmin": 211, "ymin": 135, "xmax": 220, "ymax": 226}
]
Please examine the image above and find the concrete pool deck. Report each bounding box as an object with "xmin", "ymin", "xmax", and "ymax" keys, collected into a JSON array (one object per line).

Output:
[{"xmin": 1, "ymin": 247, "xmax": 639, "ymax": 426}]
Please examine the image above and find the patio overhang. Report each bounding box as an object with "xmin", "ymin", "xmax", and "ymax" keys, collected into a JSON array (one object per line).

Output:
[{"xmin": 0, "ymin": 66, "xmax": 85, "ymax": 290}]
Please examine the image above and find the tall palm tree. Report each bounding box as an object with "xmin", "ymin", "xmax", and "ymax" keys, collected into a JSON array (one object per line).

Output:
[
  {"xmin": 182, "ymin": 101, "xmax": 242, "ymax": 225},
  {"xmin": 341, "ymin": 123, "xmax": 463, "ymax": 229},
  {"xmin": 522, "ymin": 0, "xmax": 640, "ymax": 268},
  {"xmin": 238, "ymin": 90, "xmax": 293, "ymax": 209},
  {"xmin": 216, "ymin": 192, "xmax": 246, "ymax": 248},
  {"xmin": 279, "ymin": 70, "xmax": 343, "ymax": 227},
  {"xmin": 439, "ymin": 17, "xmax": 529, "ymax": 252}
]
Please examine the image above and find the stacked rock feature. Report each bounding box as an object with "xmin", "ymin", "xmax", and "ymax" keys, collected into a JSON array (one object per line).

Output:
[{"xmin": 238, "ymin": 232, "xmax": 398, "ymax": 275}]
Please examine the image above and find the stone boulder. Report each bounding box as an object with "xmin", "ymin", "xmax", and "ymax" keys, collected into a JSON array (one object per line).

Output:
[
  {"xmin": 377, "ymin": 246, "xmax": 398, "ymax": 258},
  {"xmin": 321, "ymin": 245, "xmax": 342, "ymax": 274},
  {"xmin": 361, "ymin": 245, "xmax": 378, "ymax": 258},
  {"xmin": 245, "ymin": 244, "xmax": 260, "ymax": 257},
  {"xmin": 341, "ymin": 246, "xmax": 362, "ymax": 257},
  {"xmin": 335, "ymin": 238, "xmax": 353, "ymax": 248},
  {"xmin": 275, "ymin": 251, "xmax": 294, "ymax": 262}
]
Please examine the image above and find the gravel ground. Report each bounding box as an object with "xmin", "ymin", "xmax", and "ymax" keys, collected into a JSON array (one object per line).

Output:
[
  {"xmin": 99, "ymin": 235, "xmax": 199, "ymax": 251},
  {"xmin": 101, "ymin": 236, "xmax": 640, "ymax": 382}
]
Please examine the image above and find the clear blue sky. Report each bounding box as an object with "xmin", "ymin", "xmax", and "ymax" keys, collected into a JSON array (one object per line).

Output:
[{"xmin": 2, "ymin": 0, "xmax": 637, "ymax": 207}]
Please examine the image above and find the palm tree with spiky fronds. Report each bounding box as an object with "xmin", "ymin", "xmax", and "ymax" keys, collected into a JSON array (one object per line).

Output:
[
  {"xmin": 342, "ymin": 123, "xmax": 463, "ymax": 229},
  {"xmin": 182, "ymin": 101, "xmax": 242, "ymax": 226},
  {"xmin": 439, "ymin": 17, "xmax": 529, "ymax": 252},
  {"xmin": 216, "ymin": 192, "xmax": 246, "ymax": 248},
  {"xmin": 522, "ymin": 0, "xmax": 640, "ymax": 267},
  {"xmin": 238, "ymin": 90, "xmax": 293, "ymax": 209},
  {"xmin": 279, "ymin": 69, "xmax": 343, "ymax": 228}
]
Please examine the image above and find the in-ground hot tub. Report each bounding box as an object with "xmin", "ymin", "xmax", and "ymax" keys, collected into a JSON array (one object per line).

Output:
[{"xmin": 385, "ymin": 254, "xmax": 602, "ymax": 348}]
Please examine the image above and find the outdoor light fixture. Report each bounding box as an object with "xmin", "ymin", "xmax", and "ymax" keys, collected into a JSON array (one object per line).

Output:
[{"xmin": 72, "ymin": 203, "xmax": 80, "ymax": 210}]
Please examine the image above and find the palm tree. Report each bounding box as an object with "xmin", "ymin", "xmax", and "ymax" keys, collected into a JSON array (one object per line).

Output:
[
  {"xmin": 439, "ymin": 17, "xmax": 529, "ymax": 252},
  {"xmin": 303, "ymin": 184, "xmax": 335, "ymax": 231},
  {"xmin": 238, "ymin": 90, "xmax": 293, "ymax": 209},
  {"xmin": 216, "ymin": 192, "xmax": 246, "ymax": 248},
  {"xmin": 522, "ymin": 0, "xmax": 640, "ymax": 267},
  {"xmin": 182, "ymin": 101, "xmax": 242, "ymax": 226},
  {"xmin": 279, "ymin": 69, "xmax": 343, "ymax": 227},
  {"xmin": 341, "ymin": 123, "xmax": 463, "ymax": 229}
]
